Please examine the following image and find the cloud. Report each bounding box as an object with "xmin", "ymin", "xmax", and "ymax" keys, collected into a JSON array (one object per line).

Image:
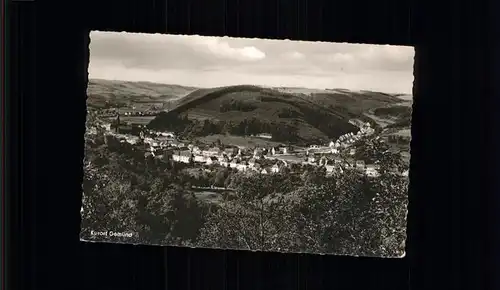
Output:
[
  {"xmin": 283, "ymin": 51, "xmax": 305, "ymax": 60},
  {"xmin": 325, "ymin": 45, "xmax": 414, "ymax": 72},
  {"xmin": 89, "ymin": 31, "xmax": 415, "ymax": 94},
  {"xmin": 327, "ymin": 53, "xmax": 355, "ymax": 63},
  {"xmin": 192, "ymin": 37, "xmax": 266, "ymax": 61}
]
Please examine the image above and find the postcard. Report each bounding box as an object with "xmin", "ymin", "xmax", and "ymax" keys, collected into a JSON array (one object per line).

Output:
[{"xmin": 81, "ymin": 31, "xmax": 413, "ymax": 257}]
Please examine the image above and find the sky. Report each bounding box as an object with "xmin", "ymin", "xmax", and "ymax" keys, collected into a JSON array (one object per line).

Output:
[{"xmin": 89, "ymin": 31, "xmax": 415, "ymax": 94}]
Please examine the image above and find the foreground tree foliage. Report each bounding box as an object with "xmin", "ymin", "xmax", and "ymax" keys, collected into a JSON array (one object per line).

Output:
[
  {"xmin": 196, "ymin": 137, "xmax": 408, "ymax": 257},
  {"xmin": 82, "ymin": 131, "xmax": 408, "ymax": 257}
]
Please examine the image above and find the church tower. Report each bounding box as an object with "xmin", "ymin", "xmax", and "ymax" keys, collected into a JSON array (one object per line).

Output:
[{"xmin": 114, "ymin": 114, "xmax": 121, "ymax": 133}]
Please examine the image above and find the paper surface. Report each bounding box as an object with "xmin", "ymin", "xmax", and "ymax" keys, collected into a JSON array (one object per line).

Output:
[{"xmin": 81, "ymin": 31, "xmax": 413, "ymax": 257}]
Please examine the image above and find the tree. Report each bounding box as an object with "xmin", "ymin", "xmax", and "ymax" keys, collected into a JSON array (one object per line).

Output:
[{"xmin": 137, "ymin": 186, "xmax": 206, "ymax": 246}]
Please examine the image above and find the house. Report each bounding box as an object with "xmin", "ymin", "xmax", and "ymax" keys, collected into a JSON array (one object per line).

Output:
[
  {"xmin": 349, "ymin": 148, "xmax": 356, "ymax": 156},
  {"xmin": 401, "ymin": 169, "xmax": 410, "ymax": 177},
  {"xmin": 205, "ymin": 156, "xmax": 219, "ymax": 166},
  {"xmin": 218, "ymin": 155, "xmax": 230, "ymax": 167},
  {"xmin": 331, "ymin": 148, "xmax": 339, "ymax": 154},
  {"xmin": 280, "ymin": 146, "xmax": 293, "ymax": 154},
  {"xmin": 307, "ymin": 155, "xmax": 317, "ymax": 164},
  {"xmin": 172, "ymin": 150, "xmax": 192, "ymax": 163},
  {"xmin": 345, "ymin": 158, "xmax": 355, "ymax": 168},
  {"xmin": 247, "ymin": 158, "xmax": 258, "ymax": 168},
  {"xmin": 170, "ymin": 140, "xmax": 184, "ymax": 147},
  {"xmin": 192, "ymin": 146, "xmax": 202, "ymax": 155},
  {"xmin": 236, "ymin": 162, "xmax": 248, "ymax": 172},
  {"xmin": 193, "ymin": 155, "xmax": 207, "ymax": 163},
  {"xmin": 355, "ymin": 160, "xmax": 366, "ymax": 170},
  {"xmin": 332, "ymin": 156, "xmax": 343, "ymax": 164},
  {"xmin": 229, "ymin": 159, "xmax": 239, "ymax": 168},
  {"xmin": 223, "ymin": 147, "xmax": 237, "ymax": 157},
  {"xmin": 261, "ymin": 168, "xmax": 270, "ymax": 174},
  {"xmin": 318, "ymin": 156, "xmax": 329, "ymax": 166},
  {"xmin": 256, "ymin": 133, "xmax": 272, "ymax": 139},
  {"xmin": 271, "ymin": 161, "xmax": 287, "ymax": 173},
  {"xmin": 250, "ymin": 162, "xmax": 262, "ymax": 171},
  {"xmin": 325, "ymin": 165, "xmax": 339, "ymax": 175},
  {"xmin": 116, "ymin": 125, "xmax": 133, "ymax": 134},
  {"xmin": 253, "ymin": 148, "xmax": 264, "ymax": 158},
  {"xmin": 101, "ymin": 123, "xmax": 111, "ymax": 131},
  {"xmin": 160, "ymin": 132, "xmax": 175, "ymax": 138},
  {"xmin": 84, "ymin": 125, "xmax": 97, "ymax": 135},
  {"xmin": 203, "ymin": 147, "xmax": 222, "ymax": 157},
  {"xmin": 365, "ymin": 164, "xmax": 381, "ymax": 177}
]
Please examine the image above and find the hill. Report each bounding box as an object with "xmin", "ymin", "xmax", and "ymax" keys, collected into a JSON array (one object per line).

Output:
[
  {"xmin": 373, "ymin": 105, "xmax": 412, "ymax": 119},
  {"xmin": 147, "ymin": 85, "xmax": 391, "ymax": 144},
  {"xmin": 86, "ymin": 79, "xmax": 198, "ymax": 108},
  {"xmin": 299, "ymin": 89, "xmax": 403, "ymax": 115}
]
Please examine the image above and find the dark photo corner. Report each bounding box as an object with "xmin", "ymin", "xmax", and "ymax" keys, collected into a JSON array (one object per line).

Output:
[{"xmin": 8, "ymin": 0, "xmax": 498, "ymax": 289}]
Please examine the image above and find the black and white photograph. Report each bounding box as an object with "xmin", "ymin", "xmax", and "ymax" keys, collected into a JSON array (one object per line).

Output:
[{"xmin": 81, "ymin": 31, "xmax": 413, "ymax": 257}]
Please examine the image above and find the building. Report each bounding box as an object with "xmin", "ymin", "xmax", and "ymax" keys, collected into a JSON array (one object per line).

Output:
[
  {"xmin": 172, "ymin": 150, "xmax": 192, "ymax": 163},
  {"xmin": 247, "ymin": 158, "xmax": 258, "ymax": 168},
  {"xmin": 326, "ymin": 164, "xmax": 343, "ymax": 175},
  {"xmin": 307, "ymin": 155, "xmax": 317, "ymax": 164},
  {"xmin": 318, "ymin": 156, "xmax": 329, "ymax": 166},
  {"xmin": 116, "ymin": 125, "xmax": 133, "ymax": 134},
  {"xmin": 280, "ymin": 146, "xmax": 293, "ymax": 154},
  {"xmin": 192, "ymin": 146, "xmax": 202, "ymax": 155},
  {"xmin": 219, "ymin": 155, "xmax": 230, "ymax": 165},
  {"xmin": 256, "ymin": 133, "xmax": 272, "ymax": 139},
  {"xmin": 253, "ymin": 148, "xmax": 264, "ymax": 158},
  {"xmin": 355, "ymin": 160, "xmax": 366, "ymax": 170},
  {"xmin": 349, "ymin": 148, "xmax": 356, "ymax": 156},
  {"xmin": 229, "ymin": 159, "xmax": 239, "ymax": 169},
  {"xmin": 101, "ymin": 123, "xmax": 111, "ymax": 131},
  {"xmin": 193, "ymin": 155, "xmax": 207, "ymax": 163},
  {"xmin": 236, "ymin": 162, "xmax": 248, "ymax": 172},
  {"xmin": 345, "ymin": 158, "xmax": 355, "ymax": 168},
  {"xmin": 270, "ymin": 160, "xmax": 287, "ymax": 173},
  {"xmin": 205, "ymin": 156, "xmax": 219, "ymax": 166},
  {"xmin": 365, "ymin": 164, "xmax": 381, "ymax": 177},
  {"xmin": 332, "ymin": 156, "xmax": 343, "ymax": 164},
  {"xmin": 203, "ymin": 147, "xmax": 222, "ymax": 157},
  {"xmin": 160, "ymin": 132, "xmax": 175, "ymax": 138}
]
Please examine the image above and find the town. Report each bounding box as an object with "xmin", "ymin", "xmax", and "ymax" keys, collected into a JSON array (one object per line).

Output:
[{"xmin": 87, "ymin": 108, "xmax": 409, "ymax": 180}]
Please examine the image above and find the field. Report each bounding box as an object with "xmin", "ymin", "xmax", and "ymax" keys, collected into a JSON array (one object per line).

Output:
[
  {"xmin": 395, "ymin": 128, "xmax": 411, "ymax": 137},
  {"xmin": 151, "ymin": 85, "xmax": 367, "ymax": 143},
  {"xmin": 90, "ymin": 80, "xmax": 413, "ymax": 145},
  {"xmin": 195, "ymin": 134, "xmax": 285, "ymax": 148},
  {"xmin": 121, "ymin": 116, "xmax": 156, "ymax": 125},
  {"xmin": 86, "ymin": 79, "xmax": 198, "ymax": 108}
]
